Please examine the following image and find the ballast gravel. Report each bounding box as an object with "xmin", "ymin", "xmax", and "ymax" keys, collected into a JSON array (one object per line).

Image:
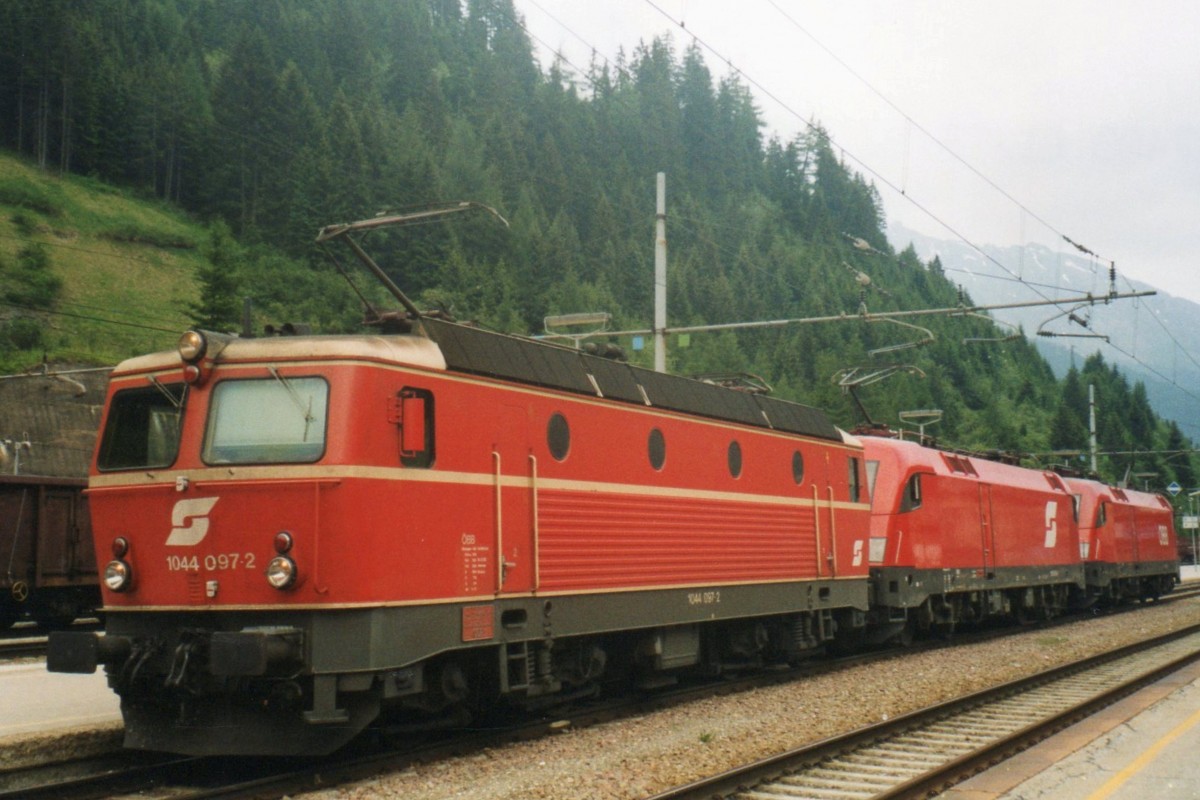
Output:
[{"xmin": 300, "ymin": 596, "xmax": 1200, "ymax": 800}]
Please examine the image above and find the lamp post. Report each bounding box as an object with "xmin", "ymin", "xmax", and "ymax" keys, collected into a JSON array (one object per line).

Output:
[
  {"xmin": 1132, "ymin": 472, "xmax": 1157, "ymax": 492},
  {"xmin": 1188, "ymin": 490, "xmax": 1200, "ymax": 566},
  {"xmin": 542, "ymin": 312, "xmax": 611, "ymax": 349},
  {"xmin": 898, "ymin": 409, "xmax": 942, "ymax": 444}
]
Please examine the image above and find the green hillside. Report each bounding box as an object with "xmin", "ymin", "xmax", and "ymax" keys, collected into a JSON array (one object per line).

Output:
[{"xmin": 0, "ymin": 153, "xmax": 202, "ymax": 368}]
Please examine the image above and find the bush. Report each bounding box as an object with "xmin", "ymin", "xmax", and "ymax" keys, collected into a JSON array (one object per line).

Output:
[
  {"xmin": 1, "ymin": 244, "xmax": 62, "ymax": 309},
  {"xmin": 2, "ymin": 317, "xmax": 45, "ymax": 350},
  {"xmin": 0, "ymin": 179, "xmax": 63, "ymax": 217}
]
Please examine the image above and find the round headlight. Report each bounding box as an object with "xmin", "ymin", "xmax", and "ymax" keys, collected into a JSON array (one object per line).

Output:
[
  {"xmin": 104, "ymin": 560, "xmax": 132, "ymax": 592},
  {"xmin": 111, "ymin": 537, "xmax": 129, "ymax": 558},
  {"xmin": 265, "ymin": 556, "xmax": 297, "ymax": 589},
  {"xmin": 273, "ymin": 531, "xmax": 294, "ymax": 554},
  {"xmin": 178, "ymin": 330, "xmax": 207, "ymax": 363}
]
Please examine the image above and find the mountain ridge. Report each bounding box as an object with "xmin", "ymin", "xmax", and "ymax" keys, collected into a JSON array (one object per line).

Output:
[{"xmin": 890, "ymin": 221, "xmax": 1200, "ymax": 437}]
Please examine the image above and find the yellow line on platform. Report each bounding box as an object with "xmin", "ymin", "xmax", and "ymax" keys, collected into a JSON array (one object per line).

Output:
[{"xmin": 1086, "ymin": 704, "xmax": 1200, "ymax": 800}]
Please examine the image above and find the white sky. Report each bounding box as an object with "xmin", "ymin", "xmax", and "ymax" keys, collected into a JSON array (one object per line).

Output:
[{"xmin": 514, "ymin": 1, "xmax": 1200, "ymax": 304}]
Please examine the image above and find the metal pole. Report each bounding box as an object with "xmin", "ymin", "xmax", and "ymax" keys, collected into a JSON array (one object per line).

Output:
[
  {"xmin": 1192, "ymin": 493, "xmax": 1198, "ymax": 565},
  {"xmin": 1088, "ymin": 384, "xmax": 1098, "ymax": 474},
  {"xmin": 654, "ymin": 172, "xmax": 667, "ymax": 373}
]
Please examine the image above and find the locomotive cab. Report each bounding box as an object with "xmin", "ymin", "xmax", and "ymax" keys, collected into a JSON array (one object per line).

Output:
[{"xmin": 48, "ymin": 329, "xmax": 455, "ymax": 755}]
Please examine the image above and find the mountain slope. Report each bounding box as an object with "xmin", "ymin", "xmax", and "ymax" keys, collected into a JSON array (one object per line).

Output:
[
  {"xmin": 0, "ymin": 153, "xmax": 204, "ymax": 371},
  {"xmin": 891, "ymin": 221, "xmax": 1200, "ymax": 436}
]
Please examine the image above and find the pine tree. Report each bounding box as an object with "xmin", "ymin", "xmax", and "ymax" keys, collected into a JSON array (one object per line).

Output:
[{"xmin": 190, "ymin": 221, "xmax": 244, "ymax": 332}]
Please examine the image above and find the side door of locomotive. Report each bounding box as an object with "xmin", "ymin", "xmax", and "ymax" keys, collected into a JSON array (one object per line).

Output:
[
  {"xmin": 492, "ymin": 404, "xmax": 534, "ymax": 594},
  {"xmin": 978, "ymin": 483, "xmax": 996, "ymax": 578},
  {"xmin": 814, "ymin": 449, "xmax": 856, "ymax": 579}
]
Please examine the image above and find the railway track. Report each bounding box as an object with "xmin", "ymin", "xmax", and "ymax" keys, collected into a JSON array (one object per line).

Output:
[
  {"xmin": 4, "ymin": 588, "xmax": 1196, "ymax": 798},
  {"xmin": 649, "ymin": 622, "xmax": 1200, "ymax": 800},
  {"xmin": 0, "ymin": 619, "xmax": 100, "ymax": 661},
  {"xmin": 0, "ymin": 637, "xmax": 47, "ymax": 660}
]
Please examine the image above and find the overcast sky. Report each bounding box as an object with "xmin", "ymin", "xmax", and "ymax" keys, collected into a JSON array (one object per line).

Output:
[{"xmin": 514, "ymin": 1, "xmax": 1200, "ymax": 306}]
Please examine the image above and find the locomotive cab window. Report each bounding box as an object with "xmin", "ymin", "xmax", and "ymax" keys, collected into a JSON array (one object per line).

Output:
[
  {"xmin": 395, "ymin": 387, "xmax": 434, "ymax": 468},
  {"xmin": 900, "ymin": 473, "xmax": 922, "ymax": 512},
  {"xmin": 203, "ymin": 375, "xmax": 328, "ymax": 464},
  {"xmin": 848, "ymin": 457, "xmax": 862, "ymax": 503},
  {"xmin": 97, "ymin": 382, "xmax": 186, "ymax": 471},
  {"xmin": 865, "ymin": 460, "xmax": 879, "ymax": 502}
]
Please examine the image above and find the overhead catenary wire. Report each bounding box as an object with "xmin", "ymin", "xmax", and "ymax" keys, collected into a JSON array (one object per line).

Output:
[
  {"xmin": 515, "ymin": 2, "xmax": 1200, "ymax": 382},
  {"xmin": 11, "ymin": 3, "xmax": 1200, "ymax": 437},
  {"xmin": 526, "ymin": 1, "xmax": 1200, "ymax": 421}
]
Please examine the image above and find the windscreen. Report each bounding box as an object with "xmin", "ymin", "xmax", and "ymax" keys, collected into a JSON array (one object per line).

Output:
[{"xmin": 203, "ymin": 376, "xmax": 328, "ymax": 464}]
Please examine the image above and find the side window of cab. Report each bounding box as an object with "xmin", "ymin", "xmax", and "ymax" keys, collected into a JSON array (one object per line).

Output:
[
  {"xmin": 899, "ymin": 473, "xmax": 922, "ymax": 513},
  {"xmin": 392, "ymin": 387, "xmax": 435, "ymax": 468}
]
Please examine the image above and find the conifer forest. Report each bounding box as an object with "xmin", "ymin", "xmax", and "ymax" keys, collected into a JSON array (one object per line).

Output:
[{"xmin": 0, "ymin": 0, "xmax": 1193, "ymax": 489}]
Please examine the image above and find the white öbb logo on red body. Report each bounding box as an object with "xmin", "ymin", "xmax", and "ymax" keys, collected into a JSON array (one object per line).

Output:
[{"xmin": 166, "ymin": 497, "xmax": 219, "ymax": 546}]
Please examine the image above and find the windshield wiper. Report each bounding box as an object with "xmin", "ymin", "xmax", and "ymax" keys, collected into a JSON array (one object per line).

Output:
[
  {"xmin": 147, "ymin": 374, "xmax": 185, "ymax": 409},
  {"xmin": 268, "ymin": 367, "xmax": 315, "ymax": 441}
]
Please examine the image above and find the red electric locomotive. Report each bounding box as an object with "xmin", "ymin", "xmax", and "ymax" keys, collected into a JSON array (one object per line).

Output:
[
  {"xmin": 862, "ymin": 436, "xmax": 1087, "ymax": 634},
  {"xmin": 1065, "ymin": 477, "xmax": 1178, "ymax": 601},
  {"xmin": 48, "ymin": 216, "xmax": 873, "ymax": 755}
]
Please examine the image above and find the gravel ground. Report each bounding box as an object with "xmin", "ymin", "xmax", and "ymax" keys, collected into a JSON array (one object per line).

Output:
[{"xmin": 299, "ymin": 596, "xmax": 1200, "ymax": 800}]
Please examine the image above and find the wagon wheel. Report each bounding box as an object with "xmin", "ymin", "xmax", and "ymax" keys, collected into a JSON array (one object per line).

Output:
[{"xmin": 33, "ymin": 593, "xmax": 80, "ymax": 630}]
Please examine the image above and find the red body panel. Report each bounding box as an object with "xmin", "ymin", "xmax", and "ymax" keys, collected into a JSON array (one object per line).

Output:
[
  {"xmin": 864, "ymin": 437, "xmax": 1078, "ymax": 573},
  {"xmin": 1066, "ymin": 478, "xmax": 1177, "ymax": 566},
  {"xmin": 90, "ymin": 345, "xmax": 870, "ymax": 611}
]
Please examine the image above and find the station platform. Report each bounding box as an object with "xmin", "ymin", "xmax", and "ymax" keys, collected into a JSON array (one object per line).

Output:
[{"xmin": 941, "ymin": 652, "xmax": 1200, "ymax": 799}]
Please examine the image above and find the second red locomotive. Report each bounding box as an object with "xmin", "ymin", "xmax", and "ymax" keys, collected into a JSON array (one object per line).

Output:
[{"xmin": 862, "ymin": 436, "xmax": 1084, "ymax": 637}]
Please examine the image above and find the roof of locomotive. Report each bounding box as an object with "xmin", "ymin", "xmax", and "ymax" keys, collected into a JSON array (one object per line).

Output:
[
  {"xmin": 110, "ymin": 333, "xmax": 448, "ymax": 376},
  {"xmin": 1064, "ymin": 476, "xmax": 1173, "ymax": 514},
  {"xmin": 862, "ymin": 435, "xmax": 1069, "ymax": 491},
  {"xmin": 419, "ymin": 318, "xmax": 841, "ymax": 442},
  {"xmin": 111, "ymin": 318, "xmax": 843, "ymax": 443}
]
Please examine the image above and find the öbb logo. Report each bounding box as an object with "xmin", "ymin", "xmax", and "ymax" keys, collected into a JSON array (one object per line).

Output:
[{"xmin": 166, "ymin": 497, "xmax": 220, "ymax": 546}]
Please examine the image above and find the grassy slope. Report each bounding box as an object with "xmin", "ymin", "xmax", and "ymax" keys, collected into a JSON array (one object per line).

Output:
[{"xmin": 0, "ymin": 152, "xmax": 207, "ymax": 369}]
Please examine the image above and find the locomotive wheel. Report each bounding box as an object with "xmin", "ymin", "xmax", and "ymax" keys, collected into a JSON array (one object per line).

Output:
[
  {"xmin": 1015, "ymin": 604, "xmax": 1038, "ymax": 626},
  {"xmin": 894, "ymin": 619, "xmax": 915, "ymax": 648}
]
